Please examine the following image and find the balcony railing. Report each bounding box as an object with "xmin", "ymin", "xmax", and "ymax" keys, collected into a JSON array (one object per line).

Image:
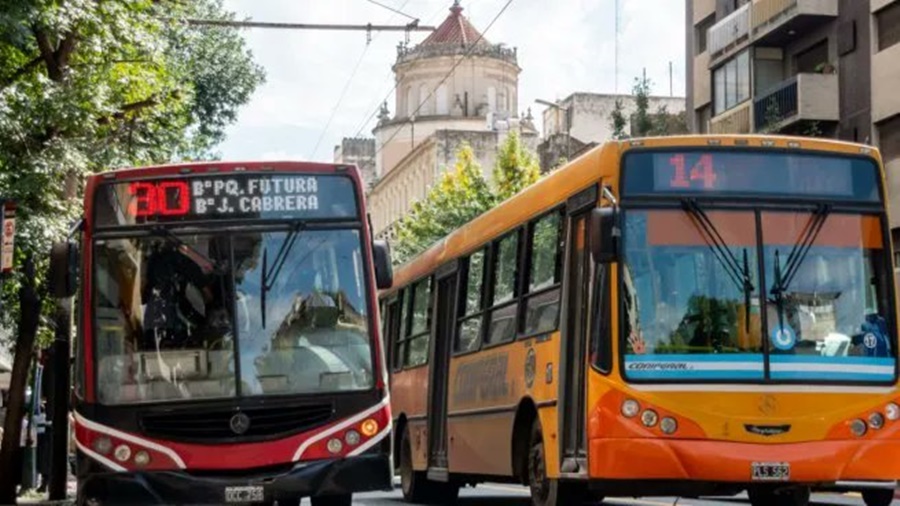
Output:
[
  {"xmin": 753, "ymin": 73, "xmax": 839, "ymax": 131},
  {"xmin": 710, "ymin": 101, "xmax": 752, "ymax": 134},
  {"xmin": 708, "ymin": 2, "xmax": 751, "ymax": 58}
]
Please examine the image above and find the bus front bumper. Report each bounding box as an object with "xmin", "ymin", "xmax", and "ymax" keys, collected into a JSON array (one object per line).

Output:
[
  {"xmin": 77, "ymin": 454, "xmax": 392, "ymax": 505},
  {"xmin": 590, "ymin": 437, "xmax": 900, "ymax": 484}
]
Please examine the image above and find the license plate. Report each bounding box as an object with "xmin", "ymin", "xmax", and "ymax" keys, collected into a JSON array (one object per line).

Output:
[
  {"xmin": 751, "ymin": 462, "xmax": 790, "ymax": 481},
  {"xmin": 225, "ymin": 485, "xmax": 264, "ymax": 503}
]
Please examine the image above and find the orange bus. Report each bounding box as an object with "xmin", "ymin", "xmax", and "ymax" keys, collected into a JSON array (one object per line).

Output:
[{"xmin": 380, "ymin": 135, "xmax": 900, "ymax": 506}]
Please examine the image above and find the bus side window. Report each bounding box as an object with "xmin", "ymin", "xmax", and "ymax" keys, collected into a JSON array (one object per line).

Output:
[
  {"xmin": 404, "ymin": 278, "xmax": 433, "ymax": 367},
  {"xmin": 484, "ymin": 231, "xmax": 521, "ymax": 346},
  {"xmin": 522, "ymin": 209, "xmax": 564, "ymax": 336},
  {"xmin": 591, "ymin": 263, "xmax": 612, "ymax": 373},
  {"xmin": 456, "ymin": 248, "xmax": 487, "ymax": 353},
  {"xmin": 392, "ymin": 289, "xmax": 409, "ymax": 371}
]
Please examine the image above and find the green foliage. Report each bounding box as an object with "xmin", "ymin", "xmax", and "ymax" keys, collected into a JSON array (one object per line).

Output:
[
  {"xmin": 610, "ymin": 98, "xmax": 628, "ymax": 139},
  {"xmin": 761, "ymin": 96, "xmax": 782, "ymax": 133},
  {"xmin": 492, "ymin": 130, "xmax": 540, "ymax": 202},
  {"xmin": 392, "ymin": 132, "xmax": 542, "ymax": 265},
  {"xmin": 392, "ymin": 143, "xmax": 493, "ymax": 264},
  {"xmin": 0, "ymin": 0, "xmax": 264, "ymax": 338},
  {"xmin": 610, "ymin": 76, "xmax": 687, "ymax": 139},
  {"xmin": 632, "ymin": 74, "xmax": 653, "ymax": 137}
]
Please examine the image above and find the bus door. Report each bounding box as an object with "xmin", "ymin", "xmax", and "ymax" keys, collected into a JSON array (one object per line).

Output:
[
  {"xmin": 559, "ymin": 186, "xmax": 597, "ymax": 475},
  {"xmin": 426, "ymin": 262, "xmax": 458, "ymax": 480}
]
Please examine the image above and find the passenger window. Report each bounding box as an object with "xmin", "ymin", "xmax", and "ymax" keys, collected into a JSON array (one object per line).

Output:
[
  {"xmin": 523, "ymin": 210, "xmax": 564, "ymax": 336},
  {"xmin": 486, "ymin": 231, "xmax": 520, "ymax": 345},
  {"xmin": 492, "ymin": 233, "xmax": 519, "ymax": 304},
  {"xmin": 404, "ymin": 277, "xmax": 432, "ymax": 367},
  {"xmin": 457, "ymin": 249, "xmax": 487, "ymax": 353}
]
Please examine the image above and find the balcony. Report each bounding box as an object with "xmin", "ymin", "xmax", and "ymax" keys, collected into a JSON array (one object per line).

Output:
[
  {"xmin": 752, "ymin": 73, "xmax": 838, "ymax": 131},
  {"xmin": 708, "ymin": 2, "xmax": 751, "ymax": 60},
  {"xmin": 751, "ymin": 0, "xmax": 838, "ymax": 46},
  {"xmin": 710, "ymin": 101, "xmax": 752, "ymax": 134}
]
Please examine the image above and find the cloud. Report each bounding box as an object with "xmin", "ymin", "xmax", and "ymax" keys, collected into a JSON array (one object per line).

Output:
[{"xmin": 219, "ymin": 0, "xmax": 686, "ymax": 162}]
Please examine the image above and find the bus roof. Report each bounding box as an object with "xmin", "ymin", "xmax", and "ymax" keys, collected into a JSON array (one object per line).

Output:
[
  {"xmin": 384, "ymin": 134, "xmax": 883, "ymax": 293},
  {"xmin": 86, "ymin": 160, "xmax": 363, "ymax": 185}
]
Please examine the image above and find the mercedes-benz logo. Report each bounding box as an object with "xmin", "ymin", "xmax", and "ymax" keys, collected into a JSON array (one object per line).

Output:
[{"xmin": 230, "ymin": 412, "xmax": 251, "ymax": 435}]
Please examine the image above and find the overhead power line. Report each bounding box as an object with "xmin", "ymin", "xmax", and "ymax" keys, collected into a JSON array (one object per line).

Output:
[
  {"xmin": 366, "ymin": 0, "xmax": 418, "ymax": 21},
  {"xmin": 372, "ymin": 0, "xmax": 515, "ymax": 160},
  {"xmin": 177, "ymin": 18, "xmax": 435, "ymax": 32}
]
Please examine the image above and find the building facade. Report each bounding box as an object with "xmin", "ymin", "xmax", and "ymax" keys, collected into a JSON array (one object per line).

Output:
[
  {"xmin": 350, "ymin": 1, "xmax": 537, "ymax": 238},
  {"xmin": 685, "ymin": 0, "xmax": 900, "ymax": 238},
  {"xmin": 537, "ymin": 93, "xmax": 686, "ymax": 172},
  {"xmin": 333, "ymin": 138, "xmax": 376, "ymax": 190}
]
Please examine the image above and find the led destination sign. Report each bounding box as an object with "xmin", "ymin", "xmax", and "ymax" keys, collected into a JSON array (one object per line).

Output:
[
  {"xmin": 94, "ymin": 173, "xmax": 358, "ymax": 227},
  {"xmin": 622, "ymin": 150, "xmax": 880, "ymax": 202}
]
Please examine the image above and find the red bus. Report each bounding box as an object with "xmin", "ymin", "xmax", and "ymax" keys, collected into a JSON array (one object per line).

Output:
[{"xmin": 50, "ymin": 161, "xmax": 394, "ymax": 506}]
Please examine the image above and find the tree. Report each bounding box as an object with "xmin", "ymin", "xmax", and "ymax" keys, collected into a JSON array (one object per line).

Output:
[
  {"xmin": 392, "ymin": 143, "xmax": 493, "ymax": 264},
  {"xmin": 0, "ymin": 0, "xmax": 264, "ymax": 330},
  {"xmin": 0, "ymin": 1, "xmax": 263, "ymax": 494},
  {"xmin": 492, "ymin": 130, "xmax": 540, "ymax": 202},
  {"xmin": 610, "ymin": 98, "xmax": 628, "ymax": 139},
  {"xmin": 392, "ymin": 132, "xmax": 542, "ymax": 264},
  {"xmin": 631, "ymin": 73, "xmax": 654, "ymax": 137}
]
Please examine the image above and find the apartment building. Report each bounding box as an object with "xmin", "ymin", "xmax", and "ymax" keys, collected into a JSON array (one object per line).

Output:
[{"xmin": 686, "ymin": 0, "xmax": 900, "ymax": 240}]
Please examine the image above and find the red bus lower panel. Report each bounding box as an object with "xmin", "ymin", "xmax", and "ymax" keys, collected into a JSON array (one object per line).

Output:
[{"xmin": 76, "ymin": 451, "xmax": 392, "ymax": 505}]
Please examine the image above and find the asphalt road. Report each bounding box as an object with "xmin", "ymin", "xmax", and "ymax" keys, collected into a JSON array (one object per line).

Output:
[{"xmin": 345, "ymin": 484, "xmax": 900, "ymax": 506}]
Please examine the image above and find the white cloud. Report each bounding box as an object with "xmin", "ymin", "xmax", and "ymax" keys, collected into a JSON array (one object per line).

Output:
[{"xmin": 218, "ymin": 0, "xmax": 686, "ymax": 162}]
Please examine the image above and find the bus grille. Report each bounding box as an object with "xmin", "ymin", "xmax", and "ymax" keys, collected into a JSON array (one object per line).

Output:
[{"xmin": 140, "ymin": 402, "xmax": 335, "ymax": 442}]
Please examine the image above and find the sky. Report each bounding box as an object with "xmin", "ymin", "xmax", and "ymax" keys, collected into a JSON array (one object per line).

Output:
[{"xmin": 217, "ymin": 0, "xmax": 687, "ymax": 163}]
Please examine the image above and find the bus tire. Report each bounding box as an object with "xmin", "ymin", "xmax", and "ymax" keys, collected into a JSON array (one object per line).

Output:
[
  {"xmin": 527, "ymin": 419, "xmax": 586, "ymax": 506},
  {"xmin": 400, "ymin": 427, "xmax": 431, "ymax": 503},
  {"xmin": 862, "ymin": 489, "xmax": 895, "ymax": 506},
  {"xmin": 748, "ymin": 486, "xmax": 810, "ymax": 506},
  {"xmin": 310, "ymin": 494, "xmax": 351, "ymax": 506}
]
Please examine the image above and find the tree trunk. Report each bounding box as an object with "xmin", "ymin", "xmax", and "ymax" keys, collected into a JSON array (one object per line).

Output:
[{"xmin": 0, "ymin": 255, "xmax": 43, "ymax": 503}]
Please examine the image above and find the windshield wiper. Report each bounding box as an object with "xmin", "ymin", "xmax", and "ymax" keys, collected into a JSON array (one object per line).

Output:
[
  {"xmin": 681, "ymin": 199, "xmax": 755, "ymax": 333},
  {"xmin": 260, "ymin": 223, "xmax": 304, "ymax": 329},
  {"xmin": 769, "ymin": 204, "xmax": 831, "ymax": 335}
]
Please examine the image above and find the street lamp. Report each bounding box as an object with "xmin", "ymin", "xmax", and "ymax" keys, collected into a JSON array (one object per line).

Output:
[{"xmin": 535, "ymin": 98, "xmax": 571, "ymax": 161}]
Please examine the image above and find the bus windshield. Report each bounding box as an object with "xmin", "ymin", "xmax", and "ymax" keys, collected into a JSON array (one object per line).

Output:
[
  {"xmin": 93, "ymin": 228, "xmax": 373, "ymax": 404},
  {"xmin": 621, "ymin": 208, "xmax": 895, "ymax": 383}
]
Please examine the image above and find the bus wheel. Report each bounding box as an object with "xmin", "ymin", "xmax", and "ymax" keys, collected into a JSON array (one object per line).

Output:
[
  {"xmin": 310, "ymin": 494, "xmax": 351, "ymax": 506},
  {"xmin": 400, "ymin": 427, "xmax": 430, "ymax": 503},
  {"xmin": 748, "ymin": 486, "xmax": 810, "ymax": 506},
  {"xmin": 527, "ymin": 420, "xmax": 586, "ymax": 506},
  {"xmin": 862, "ymin": 489, "xmax": 895, "ymax": 506}
]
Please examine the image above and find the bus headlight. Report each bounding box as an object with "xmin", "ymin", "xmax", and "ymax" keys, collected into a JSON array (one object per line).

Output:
[
  {"xmin": 886, "ymin": 403, "xmax": 900, "ymax": 421},
  {"xmin": 327, "ymin": 438, "xmax": 343, "ymax": 454},
  {"xmin": 641, "ymin": 410, "xmax": 659, "ymax": 427},
  {"xmin": 93, "ymin": 437, "xmax": 112, "ymax": 455},
  {"xmin": 345, "ymin": 430, "xmax": 361, "ymax": 446},
  {"xmin": 850, "ymin": 419, "xmax": 867, "ymax": 437},
  {"xmin": 621, "ymin": 400, "xmax": 640, "ymax": 418},
  {"xmin": 114, "ymin": 444, "xmax": 132, "ymax": 462},
  {"xmin": 868, "ymin": 412, "xmax": 885, "ymax": 430},
  {"xmin": 133, "ymin": 451, "xmax": 151, "ymax": 467},
  {"xmin": 660, "ymin": 417, "xmax": 678, "ymax": 434}
]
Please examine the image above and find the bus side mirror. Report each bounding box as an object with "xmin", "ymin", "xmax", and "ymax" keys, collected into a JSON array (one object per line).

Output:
[
  {"xmin": 49, "ymin": 241, "xmax": 78, "ymax": 298},
  {"xmin": 373, "ymin": 240, "xmax": 393, "ymax": 290},
  {"xmin": 590, "ymin": 207, "xmax": 620, "ymax": 264}
]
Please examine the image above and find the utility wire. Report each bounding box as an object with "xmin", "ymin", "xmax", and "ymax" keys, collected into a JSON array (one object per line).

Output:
[
  {"xmin": 350, "ymin": 1, "xmax": 465, "ymax": 138},
  {"xmin": 309, "ymin": 0, "xmax": 414, "ymax": 159},
  {"xmin": 366, "ymin": 0, "xmax": 418, "ymax": 21},
  {"xmin": 372, "ymin": 0, "xmax": 514, "ymax": 159}
]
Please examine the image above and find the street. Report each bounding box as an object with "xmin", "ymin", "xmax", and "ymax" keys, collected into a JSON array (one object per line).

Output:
[{"xmin": 345, "ymin": 484, "xmax": 900, "ymax": 506}]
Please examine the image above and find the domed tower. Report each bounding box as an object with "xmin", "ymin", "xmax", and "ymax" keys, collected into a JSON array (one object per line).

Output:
[{"xmin": 373, "ymin": 0, "xmax": 521, "ymax": 178}]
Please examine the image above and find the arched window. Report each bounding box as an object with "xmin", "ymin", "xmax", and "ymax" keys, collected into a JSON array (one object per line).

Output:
[{"xmin": 436, "ymin": 84, "xmax": 449, "ymax": 115}]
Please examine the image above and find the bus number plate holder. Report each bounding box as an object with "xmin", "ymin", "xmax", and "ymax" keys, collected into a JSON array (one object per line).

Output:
[
  {"xmin": 225, "ymin": 485, "xmax": 264, "ymax": 503},
  {"xmin": 751, "ymin": 462, "xmax": 790, "ymax": 481}
]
